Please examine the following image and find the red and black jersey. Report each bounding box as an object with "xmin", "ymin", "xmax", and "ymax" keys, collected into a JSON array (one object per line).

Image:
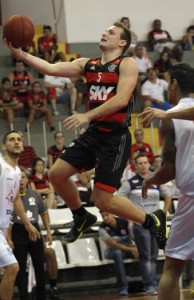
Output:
[
  {"xmin": 29, "ymin": 173, "xmax": 49, "ymax": 190},
  {"xmin": 131, "ymin": 142, "xmax": 154, "ymax": 164},
  {"xmin": 38, "ymin": 35, "xmax": 57, "ymax": 52},
  {"xmin": 18, "ymin": 145, "xmax": 37, "ymax": 168},
  {"xmin": 28, "ymin": 90, "xmax": 46, "ymax": 108},
  {"xmin": 47, "ymin": 145, "xmax": 67, "ymax": 164},
  {"xmin": 12, "ymin": 71, "xmax": 31, "ymax": 96},
  {"xmin": 84, "ymin": 56, "xmax": 134, "ymax": 132}
]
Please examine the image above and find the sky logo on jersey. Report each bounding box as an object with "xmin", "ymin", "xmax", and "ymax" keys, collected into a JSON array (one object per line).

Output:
[{"xmin": 89, "ymin": 85, "xmax": 114, "ymax": 101}]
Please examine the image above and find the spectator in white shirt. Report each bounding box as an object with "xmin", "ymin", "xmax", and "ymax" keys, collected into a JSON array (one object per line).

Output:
[
  {"xmin": 44, "ymin": 75, "xmax": 77, "ymax": 116},
  {"xmin": 141, "ymin": 68, "xmax": 171, "ymax": 111},
  {"xmin": 132, "ymin": 44, "xmax": 153, "ymax": 100}
]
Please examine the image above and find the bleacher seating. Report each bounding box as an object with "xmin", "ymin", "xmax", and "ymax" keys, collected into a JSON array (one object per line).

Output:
[
  {"xmin": 66, "ymin": 238, "xmax": 101, "ymax": 267},
  {"xmin": 46, "ymin": 240, "xmax": 67, "ymax": 269}
]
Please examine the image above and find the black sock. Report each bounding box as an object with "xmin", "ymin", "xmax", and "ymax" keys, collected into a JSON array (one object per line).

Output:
[
  {"xmin": 142, "ymin": 213, "xmax": 155, "ymax": 229},
  {"xmin": 50, "ymin": 279, "xmax": 57, "ymax": 289},
  {"xmin": 72, "ymin": 206, "xmax": 87, "ymax": 218}
]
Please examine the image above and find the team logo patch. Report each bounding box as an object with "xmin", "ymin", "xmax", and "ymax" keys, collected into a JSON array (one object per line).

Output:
[
  {"xmin": 29, "ymin": 197, "xmax": 36, "ymax": 205},
  {"xmin": 108, "ymin": 64, "xmax": 117, "ymax": 72}
]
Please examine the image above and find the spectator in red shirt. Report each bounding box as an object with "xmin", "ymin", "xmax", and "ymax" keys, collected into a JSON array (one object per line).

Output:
[
  {"xmin": 18, "ymin": 131, "xmax": 37, "ymax": 175},
  {"xmin": 47, "ymin": 131, "xmax": 67, "ymax": 169},
  {"xmin": 38, "ymin": 25, "xmax": 66, "ymax": 63},
  {"xmin": 131, "ymin": 128, "xmax": 154, "ymax": 164},
  {"xmin": 29, "ymin": 157, "xmax": 57, "ymax": 208},
  {"xmin": 27, "ymin": 81, "xmax": 55, "ymax": 132},
  {"xmin": 0, "ymin": 77, "xmax": 23, "ymax": 129},
  {"xmin": 9, "ymin": 60, "xmax": 34, "ymax": 115}
]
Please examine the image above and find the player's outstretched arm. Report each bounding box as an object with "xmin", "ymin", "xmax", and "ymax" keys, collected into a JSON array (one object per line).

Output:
[
  {"xmin": 139, "ymin": 106, "xmax": 194, "ymax": 126},
  {"xmin": 4, "ymin": 38, "xmax": 88, "ymax": 78}
]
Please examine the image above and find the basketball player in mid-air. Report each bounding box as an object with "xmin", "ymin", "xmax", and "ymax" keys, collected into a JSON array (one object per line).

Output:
[
  {"xmin": 5, "ymin": 22, "xmax": 167, "ymax": 251},
  {"xmin": 0, "ymin": 131, "xmax": 40, "ymax": 300}
]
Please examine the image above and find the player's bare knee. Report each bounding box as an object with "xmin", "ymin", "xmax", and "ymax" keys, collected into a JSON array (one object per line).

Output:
[
  {"xmin": 5, "ymin": 263, "xmax": 19, "ymax": 278},
  {"xmin": 48, "ymin": 168, "xmax": 58, "ymax": 183},
  {"xmin": 92, "ymin": 189, "xmax": 112, "ymax": 210}
]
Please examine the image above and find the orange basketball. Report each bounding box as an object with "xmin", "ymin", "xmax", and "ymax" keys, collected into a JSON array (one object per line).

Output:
[{"xmin": 3, "ymin": 15, "xmax": 35, "ymax": 48}]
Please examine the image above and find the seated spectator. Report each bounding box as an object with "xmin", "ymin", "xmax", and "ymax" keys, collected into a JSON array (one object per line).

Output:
[
  {"xmin": 9, "ymin": 60, "xmax": 34, "ymax": 115},
  {"xmin": 47, "ymin": 131, "xmax": 67, "ymax": 169},
  {"xmin": 18, "ymin": 131, "xmax": 37, "ymax": 175},
  {"xmin": 131, "ymin": 128, "xmax": 154, "ymax": 165},
  {"xmin": 44, "ymin": 74, "xmax": 77, "ymax": 116},
  {"xmin": 182, "ymin": 25, "xmax": 194, "ymax": 50},
  {"xmin": 141, "ymin": 67, "xmax": 170, "ymax": 111},
  {"xmin": 72, "ymin": 76, "xmax": 87, "ymax": 110},
  {"xmin": 148, "ymin": 19, "xmax": 183, "ymax": 62},
  {"xmin": 29, "ymin": 157, "xmax": 57, "ymax": 208},
  {"xmin": 120, "ymin": 16, "xmax": 138, "ymax": 55},
  {"xmin": 0, "ymin": 77, "xmax": 23, "ymax": 129},
  {"xmin": 27, "ymin": 81, "xmax": 55, "ymax": 132},
  {"xmin": 154, "ymin": 50, "xmax": 173, "ymax": 81},
  {"xmin": 132, "ymin": 44, "xmax": 153, "ymax": 99},
  {"xmin": 99, "ymin": 211, "xmax": 138, "ymax": 296},
  {"xmin": 38, "ymin": 25, "xmax": 66, "ymax": 63}
]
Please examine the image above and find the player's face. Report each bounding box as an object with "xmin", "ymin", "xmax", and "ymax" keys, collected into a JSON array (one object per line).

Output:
[
  {"xmin": 135, "ymin": 157, "xmax": 149, "ymax": 175},
  {"xmin": 3, "ymin": 133, "xmax": 24, "ymax": 157},
  {"xmin": 99, "ymin": 26, "xmax": 125, "ymax": 51}
]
